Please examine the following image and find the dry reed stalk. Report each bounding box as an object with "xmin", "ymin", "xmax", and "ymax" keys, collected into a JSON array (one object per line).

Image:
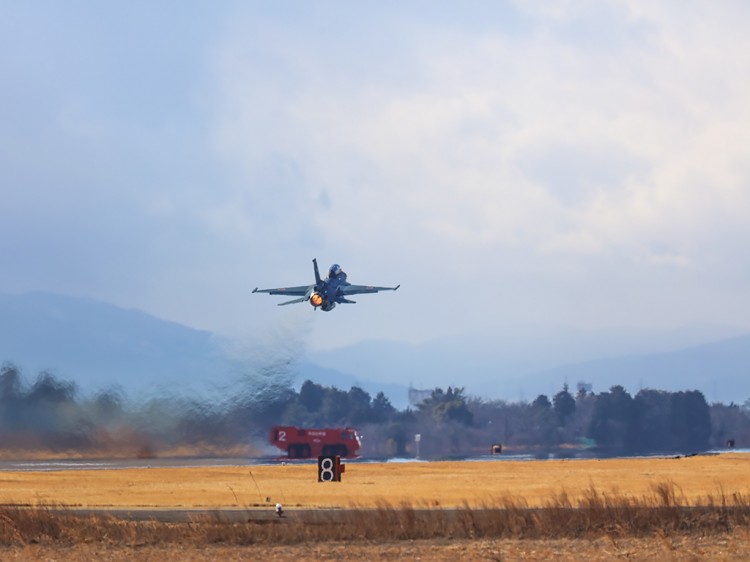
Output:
[{"xmin": 0, "ymin": 483, "xmax": 749, "ymax": 549}]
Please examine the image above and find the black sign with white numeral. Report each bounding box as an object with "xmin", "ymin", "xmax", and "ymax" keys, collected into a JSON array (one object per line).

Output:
[{"xmin": 317, "ymin": 455, "xmax": 344, "ymax": 482}]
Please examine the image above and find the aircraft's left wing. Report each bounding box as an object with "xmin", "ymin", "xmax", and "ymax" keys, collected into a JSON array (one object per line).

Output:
[
  {"xmin": 252, "ymin": 285, "xmax": 312, "ymax": 296},
  {"xmin": 340, "ymin": 284, "xmax": 400, "ymax": 296}
]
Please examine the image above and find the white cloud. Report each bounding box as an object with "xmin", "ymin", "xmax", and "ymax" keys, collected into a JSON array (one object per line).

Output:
[
  {"xmin": 201, "ymin": 2, "xmax": 750, "ymax": 338},
  {"xmin": 3, "ymin": 2, "xmax": 750, "ymax": 344}
]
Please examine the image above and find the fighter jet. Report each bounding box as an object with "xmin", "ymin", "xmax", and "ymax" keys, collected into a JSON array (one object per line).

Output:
[{"xmin": 253, "ymin": 258, "xmax": 399, "ymax": 311}]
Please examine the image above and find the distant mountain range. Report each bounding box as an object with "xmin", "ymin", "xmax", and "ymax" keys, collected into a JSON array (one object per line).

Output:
[
  {"xmin": 1, "ymin": 291, "xmax": 748, "ymax": 407},
  {"xmin": 0, "ymin": 292, "xmax": 231, "ymax": 399},
  {"xmin": 307, "ymin": 325, "xmax": 750, "ymax": 405},
  {"xmin": 525, "ymin": 335, "xmax": 750, "ymax": 405},
  {"xmin": 0, "ymin": 292, "xmax": 408, "ymax": 404}
]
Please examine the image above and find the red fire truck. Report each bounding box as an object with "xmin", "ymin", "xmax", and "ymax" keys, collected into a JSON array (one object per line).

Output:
[{"xmin": 269, "ymin": 426, "xmax": 362, "ymax": 459}]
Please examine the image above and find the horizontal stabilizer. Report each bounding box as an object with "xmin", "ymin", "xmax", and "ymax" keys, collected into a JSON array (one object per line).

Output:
[{"xmin": 278, "ymin": 297, "xmax": 306, "ymax": 306}]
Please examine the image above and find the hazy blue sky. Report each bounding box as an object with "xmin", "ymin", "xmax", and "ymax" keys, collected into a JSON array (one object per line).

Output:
[{"xmin": 3, "ymin": 2, "xmax": 750, "ymax": 350}]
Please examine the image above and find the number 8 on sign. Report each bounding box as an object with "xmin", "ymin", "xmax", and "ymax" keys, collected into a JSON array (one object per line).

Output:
[
  {"xmin": 317, "ymin": 455, "xmax": 343, "ymax": 482},
  {"xmin": 320, "ymin": 457, "xmax": 335, "ymax": 481}
]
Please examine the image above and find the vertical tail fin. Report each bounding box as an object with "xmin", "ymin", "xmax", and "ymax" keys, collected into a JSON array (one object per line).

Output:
[{"xmin": 312, "ymin": 258, "xmax": 322, "ymax": 286}]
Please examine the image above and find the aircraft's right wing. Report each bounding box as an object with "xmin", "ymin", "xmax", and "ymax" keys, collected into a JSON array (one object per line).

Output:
[
  {"xmin": 340, "ymin": 284, "xmax": 400, "ymax": 295},
  {"xmin": 252, "ymin": 285, "xmax": 313, "ymax": 296}
]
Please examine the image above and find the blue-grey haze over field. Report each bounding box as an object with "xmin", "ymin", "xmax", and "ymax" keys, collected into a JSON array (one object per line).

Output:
[{"xmin": 2, "ymin": 3, "xmax": 750, "ymax": 403}]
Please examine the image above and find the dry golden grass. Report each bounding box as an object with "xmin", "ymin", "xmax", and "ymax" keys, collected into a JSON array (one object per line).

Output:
[
  {"xmin": 3, "ymin": 533, "xmax": 750, "ymax": 562},
  {"xmin": 1, "ymin": 454, "xmax": 749, "ymax": 559},
  {"xmin": 0, "ymin": 496, "xmax": 748, "ymax": 560},
  {"xmin": 0, "ymin": 453, "xmax": 748, "ymax": 509}
]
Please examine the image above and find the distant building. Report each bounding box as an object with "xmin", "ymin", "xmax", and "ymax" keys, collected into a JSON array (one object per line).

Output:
[{"xmin": 408, "ymin": 386, "xmax": 432, "ymax": 406}]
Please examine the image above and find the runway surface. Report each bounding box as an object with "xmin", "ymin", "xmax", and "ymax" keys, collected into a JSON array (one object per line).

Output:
[
  {"xmin": 65, "ymin": 507, "xmax": 307, "ymax": 523},
  {"xmin": 0, "ymin": 454, "xmax": 529, "ymax": 472}
]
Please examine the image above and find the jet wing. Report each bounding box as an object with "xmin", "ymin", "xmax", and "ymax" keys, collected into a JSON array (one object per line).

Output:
[
  {"xmin": 252, "ymin": 285, "xmax": 313, "ymax": 297},
  {"xmin": 278, "ymin": 297, "xmax": 308, "ymax": 306},
  {"xmin": 340, "ymin": 284, "xmax": 400, "ymax": 296}
]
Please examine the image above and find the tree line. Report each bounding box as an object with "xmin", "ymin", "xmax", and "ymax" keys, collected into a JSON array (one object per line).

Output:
[{"xmin": 0, "ymin": 362, "xmax": 748, "ymax": 458}]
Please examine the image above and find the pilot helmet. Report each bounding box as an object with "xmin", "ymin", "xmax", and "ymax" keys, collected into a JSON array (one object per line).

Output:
[{"xmin": 329, "ymin": 264, "xmax": 341, "ymax": 276}]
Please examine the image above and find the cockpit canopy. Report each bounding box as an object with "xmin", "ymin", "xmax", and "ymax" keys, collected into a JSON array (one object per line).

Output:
[{"xmin": 328, "ymin": 264, "xmax": 342, "ymax": 278}]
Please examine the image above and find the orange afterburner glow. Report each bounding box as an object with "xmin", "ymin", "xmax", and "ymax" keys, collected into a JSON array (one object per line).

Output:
[{"xmin": 310, "ymin": 293, "xmax": 323, "ymax": 307}]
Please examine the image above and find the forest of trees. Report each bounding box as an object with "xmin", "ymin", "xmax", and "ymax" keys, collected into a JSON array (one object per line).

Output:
[{"xmin": 0, "ymin": 361, "xmax": 749, "ymax": 459}]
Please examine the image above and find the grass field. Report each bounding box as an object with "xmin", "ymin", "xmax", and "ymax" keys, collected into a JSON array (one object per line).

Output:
[
  {"xmin": 1, "ymin": 453, "xmax": 748, "ymax": 509},
  {"xmin": 0, "ymin": 453, "xmax": 749, "ymax": 560}
]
